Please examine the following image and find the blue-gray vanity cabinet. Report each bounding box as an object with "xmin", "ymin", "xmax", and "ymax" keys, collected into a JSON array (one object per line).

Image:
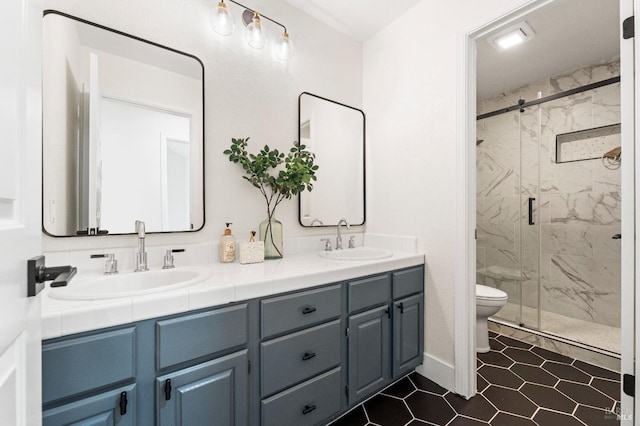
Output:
[
  {"xmin": 156, "ymin": 303, "xmax": 248, "ymax": 369},
  {"xmin": 156, "ymin": 349, "xmax": 249, "ymax": 426},
  {"xmin": 392, "ymin": 267, "xmax": 424, "ymax": 377},
  {"xmin": 43, "ymin": 383, "xmax": 137, "ymax": 426},
  {"xmin": 42, "ymin": 326, "xmax": 137, "ymax": 426},
  {"xmin": 261, "ymin": 367, "xmax": 342, "ymax": 426},
  {"xmin": 393, "ymin": 293, "xmax": 424, "ymax": 377},
  {"xmin": 347, "ymin": 305, "xmax": 390, "ymax": 404},
  {"xmin": 259, "ymin": 285, "xmax": 345, "ymax": 426}
]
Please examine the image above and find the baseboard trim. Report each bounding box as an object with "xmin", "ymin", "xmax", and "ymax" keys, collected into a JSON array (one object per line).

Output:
[{"xmin": 414, "ymin": 352, "xmax": 455, "ymax": 392}]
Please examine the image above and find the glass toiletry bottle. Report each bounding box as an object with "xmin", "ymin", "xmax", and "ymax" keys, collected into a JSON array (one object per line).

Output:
[{"xmin": 219, "ymin": 223, "xmax": 236, "ymax": 263}]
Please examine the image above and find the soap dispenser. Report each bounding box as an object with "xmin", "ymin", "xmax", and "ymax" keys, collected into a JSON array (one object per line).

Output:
[{"xmin": 219, "ymin": 223, "xmax": 236, "ymax": 263}]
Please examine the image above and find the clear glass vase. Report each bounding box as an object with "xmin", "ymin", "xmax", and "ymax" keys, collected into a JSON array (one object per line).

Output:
[{"xmin": 259, "ymin": 217, "xmax": 283, "ymax": 259}]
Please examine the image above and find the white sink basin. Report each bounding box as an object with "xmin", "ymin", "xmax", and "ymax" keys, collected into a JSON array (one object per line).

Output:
[
  {"xmin": 318, "ymin": 247, "xmax": 393, "ymax": 261},
  {"xmin": 49, "ymin": 266, "xmax": 211, "ymax": 300}
]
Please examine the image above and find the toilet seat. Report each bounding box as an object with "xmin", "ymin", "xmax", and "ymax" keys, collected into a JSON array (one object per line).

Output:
[{"xmin": 476, "ymin": 284, "xmax": 508, "ymax": 302}]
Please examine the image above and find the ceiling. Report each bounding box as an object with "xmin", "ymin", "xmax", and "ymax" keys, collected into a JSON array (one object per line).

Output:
[
  {"xmin": 281, "ymin": 0, "xmax": 422, "ymax": 41},
  {"xmin": 476, "ymin": 0, "xmax": 620, "ymax": 99},
  {"xmin": 280, "ymin": 0, "xmax": 619, "ymax": 99}
]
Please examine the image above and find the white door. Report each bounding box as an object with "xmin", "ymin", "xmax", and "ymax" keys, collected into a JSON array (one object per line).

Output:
[{"xmin": 0, "ymin": 0, "xmax": 43, "ymax": 425}]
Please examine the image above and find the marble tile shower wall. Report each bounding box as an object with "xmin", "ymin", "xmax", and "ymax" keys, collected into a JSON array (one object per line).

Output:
[{"xmin": 476, "ymin": 57, "xmax": 621, "ymax": 329}]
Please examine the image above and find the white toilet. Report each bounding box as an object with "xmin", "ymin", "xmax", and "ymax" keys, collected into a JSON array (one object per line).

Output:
[{"xmin": 476, "ymin": 284, "xmax": 508, "ymax": 353}]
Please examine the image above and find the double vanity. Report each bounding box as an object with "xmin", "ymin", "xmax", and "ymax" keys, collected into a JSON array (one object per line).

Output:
[{"xmin": 41, "ymin": 245, "xmax": 425, "ymax": 426}]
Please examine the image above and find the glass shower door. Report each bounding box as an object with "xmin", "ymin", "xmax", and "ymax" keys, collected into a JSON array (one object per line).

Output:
[{"xmin": 476, "ymin": 109, "xmax": 535, "ymax": 327}]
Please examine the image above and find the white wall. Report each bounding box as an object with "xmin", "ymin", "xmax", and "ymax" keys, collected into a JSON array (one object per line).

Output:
[
  {"xmin": 363, "ymin": 0, "xmax": 530, "ymax": 371},
  {"xmin": 42, "ymin": 0, "xmax": 363, "ymax": 250}
]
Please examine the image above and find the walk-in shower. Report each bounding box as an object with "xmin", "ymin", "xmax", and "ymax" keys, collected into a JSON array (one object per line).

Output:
[{"xmin": 476, "ymin": 58, "xmax": 621, "ymax": 357}]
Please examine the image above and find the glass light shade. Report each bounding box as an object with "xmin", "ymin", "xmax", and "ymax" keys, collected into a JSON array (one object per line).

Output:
[
  {"xmin": 274, "ymin": 32, "xmax": 294, "ymax": 60},
  {"xmin": 245, "ymin": 14, "xmax": 267, "ymax": 49},
  {"xmin": 211, "ymin": 1, "xmax": 235, "ymax": 36}
]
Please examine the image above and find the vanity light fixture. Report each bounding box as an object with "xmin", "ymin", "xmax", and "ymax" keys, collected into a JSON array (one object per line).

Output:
[
  {"xmin": 488, "ymin": 21, "xmax": 536, "ymax": 51},
  {"xmin": 210, "ymin": 0, "xmax": 294, "ymax": 60},
  {"xmin": 211, "ymin": 1, "xmax": 235, "ymax": 36}
]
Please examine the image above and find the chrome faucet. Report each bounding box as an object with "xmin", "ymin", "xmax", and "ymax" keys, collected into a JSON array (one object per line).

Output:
[
  {"xmin": 134, "ymin": 220, "xmax": 148, "ymax": 272},
  {"xmin": 336, "ymin": 218, "xmax": 350, "ymax": 250}
]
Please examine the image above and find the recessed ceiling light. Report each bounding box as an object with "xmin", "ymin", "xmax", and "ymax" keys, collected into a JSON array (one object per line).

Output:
[{"xmin": 488, "ymin": 21, "xmax": 536, "ymax": 51}]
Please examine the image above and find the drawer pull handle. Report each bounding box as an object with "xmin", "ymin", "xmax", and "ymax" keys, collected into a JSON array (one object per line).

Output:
[
  {"xmin": 302, "ymin": 306, "xmax": 317, "ymax": 315},
  {"xmin": 397, "ymin": 302, "xmax": 404, "ymax": 314},
  {"xmin": 119, "ymin": 391, "xmax": 128, "ymax": 416},
  {"xmin": 302, "ymin": 404, "xmax": 317, "ymax": 415},
  {"xmin": 164, "ymin": 379, "xmax": 172, "ymax": 401},
  {"xmin": 302, "ymin": 352, "xmax": 316, "ymax": 361}
]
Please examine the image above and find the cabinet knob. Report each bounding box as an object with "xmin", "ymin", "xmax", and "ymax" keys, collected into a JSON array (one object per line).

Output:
[{"xmin": 302, "ymin": 404, "xmax": 317, "ymax": 415}]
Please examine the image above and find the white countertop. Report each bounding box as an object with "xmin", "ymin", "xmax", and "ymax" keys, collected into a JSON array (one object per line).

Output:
[{"xmin": 41, "ymin": 249, "xmax": 425, "ymax": 340}]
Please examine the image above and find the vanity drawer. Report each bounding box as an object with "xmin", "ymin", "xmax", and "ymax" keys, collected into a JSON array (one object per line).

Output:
[
  {"xmin": 392, "ymin": 267, "xmax": 424, "ymax": 299},
  {"xmin": 261, "ymin": 285, "xmax": 341, "ymax": 338},
  {"xmin": 261, "ymin": 320, "xmax": 341, "ymax": 397},
  {"xmin": 156, "ymin": 304, "xmax": 247, "ymax": 370},
  {"xmin": 348, "ymin": 274, "xmax": 390, "ymax": 313},
  {"xmin": 261, "ymin": 367, "xmax": 342, "ymax": 426},
  {"xmin": 42, "ymin": 327, "xmax": 135, "ymax": 405}
]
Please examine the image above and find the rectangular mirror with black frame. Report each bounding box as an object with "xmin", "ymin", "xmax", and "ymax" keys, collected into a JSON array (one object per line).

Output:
[
  {"xmin": 42, "ymin": 10, "xmax": 205, "ymax": 237},
  {"xmin": 298, "ymin": 92, "xmax": 365, "ymax": 227}
]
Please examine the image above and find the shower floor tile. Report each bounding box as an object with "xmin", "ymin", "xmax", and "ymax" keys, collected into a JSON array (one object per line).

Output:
[
  {"xmin": 497, "ymin": 301, "xmax": 620, "ymax": 354},
  {"xmin": 329, "ymin": 331, "xmax": 621, "ymax": 426}
]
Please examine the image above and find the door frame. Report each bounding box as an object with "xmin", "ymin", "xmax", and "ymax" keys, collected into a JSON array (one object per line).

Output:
[{"xmin": 455, "ymin": 0, "xmax": 632, "ymax": 403}]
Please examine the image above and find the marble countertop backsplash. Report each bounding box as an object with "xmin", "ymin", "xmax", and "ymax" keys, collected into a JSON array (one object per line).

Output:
[{"xmin": 41, "ymin": 233, "xmax": 423, "ymax": 340}]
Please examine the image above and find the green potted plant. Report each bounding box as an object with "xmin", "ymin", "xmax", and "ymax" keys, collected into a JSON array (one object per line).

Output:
[{"xmin": 223, "ymin": 137, "xmax": 318, "ymax": 259}]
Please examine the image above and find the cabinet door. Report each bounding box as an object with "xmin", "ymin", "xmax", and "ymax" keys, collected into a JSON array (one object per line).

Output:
[
  {"xmin": 43, "ymin": 384, "xmax": 136, "ymax": 426},
  {"xmin": 393, "ymin": 293, "xmax": 424, "ymax": 377},
  {"xmin": 348, "ymin": 305, "xmax": 390, "ymax": 404},
  {"xmin": 156, "ymin": 350, "xmax": 248, "ymax": 426}
]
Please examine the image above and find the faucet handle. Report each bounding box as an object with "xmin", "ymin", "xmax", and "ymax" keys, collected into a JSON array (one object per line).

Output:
[
  {"xmin": 348, "ymin": 236, "xmax": 356, "ymax": 249},
  {"xmin": 91, "ymin": 253, "xmax": 118, "ymax": 274},
  {"xmin": 163, "ymin": 248, "xmax": 185, "ymax": 269},
  {"xmin": 320, "ymin": 238, "xmax": 333, "ymax": 251}
]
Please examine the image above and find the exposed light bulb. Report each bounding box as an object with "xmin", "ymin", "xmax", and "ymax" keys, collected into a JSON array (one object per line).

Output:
[
  {"xmin": 274, "ymin": 32, "xmax": 294, "ymax": 61},
  {"xmin": 211, "ymin": 1, "xmax": 235, "ymax": 36},
  {"xmin": 245, "ymin": 12, "xmax": 267, "ymax": 49}
]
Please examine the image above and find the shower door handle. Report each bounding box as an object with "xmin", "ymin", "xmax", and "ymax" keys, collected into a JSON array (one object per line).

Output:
[{"xmin": 528, "ymin": 198, "xmax": 535, "ymax": 225}]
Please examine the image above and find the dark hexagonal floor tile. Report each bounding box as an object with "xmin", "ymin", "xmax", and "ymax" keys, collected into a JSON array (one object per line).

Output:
[
  {"xmin": 448, "ymin": 415, "xmax": 489, "ymax": 425},
  {"xmin": 533, "ymin": 409, "xmax": 586, "ymax": 426},
  {"xmin": 591, "ymin": 378, "xmax": 621, "ymax": 401},
  {"xmin": 406, "ymin": 391, "xmax": 457, "ymax": 425},
  {"xmin": 382, "ymin": 376, "xmax": 415, "ymax": 398},
  {"xmin": 490, "ymin": 412, "xmax": 537, "ymax": 426},
  {"xmin": 478, "ymin": 365, "xmax": 524, "ymax": 389},
  {"xmin": 330, "ymin": 405, "xmax": 367, "ymax": 426},
  {"xmin": 406, "ymin": 420, "xmax": 430, "ymax": 426},
  {"xmin": 408, "ymin": 372, "xmax": 448, "ymax": 395},
  {"xmin": 482, "ymin": 386, "xmax": 537, "ymax": 417},
  {"xmin": 477, "ymin": 374, "xmax": 489, "ymax": 392},
  {"xmin": 556, "ymin": 380, "xmax": 616, "ymax": 410},
  {"xmin": 575, "ymin": 404, "xmax": 620, "ymax": 425},
  {"xmin": 573, "ymin": 359, "xmax": 620, "ymax": 381},
  {"xmin": 503, "ymin": 347, "xmax": 544, "ymax": 366},
  {"xmin": 531, "ymin": 346, "xmax": 573, "ymax": 363},
  {"xmin": 496, "ymin": 335, "xmax": 533, "ymax": 349},
  {"xmin": 445, "ymin": 393, "xmax": 497, "ymax": 422},
  {"xmin": 489, "ymin": 338, "xmax": 506, "ymax": 351},
  {"xmin": 363, "ymin": 394, "xmax": 412, "ymax": 425},
  {"xmin": 511, "ymin": 363, "xmax": 559, "ymax": 386},
  {"xmin": 477, "ymin": 351, "xmax": 514, "ymax": 368},
  {"xmin": 542, "ymin": 361, "xmax": 591, "ymax": 383},
  {"xmin": 520, "ymin": 382, "xmax": 577, "ymax": 414}
]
